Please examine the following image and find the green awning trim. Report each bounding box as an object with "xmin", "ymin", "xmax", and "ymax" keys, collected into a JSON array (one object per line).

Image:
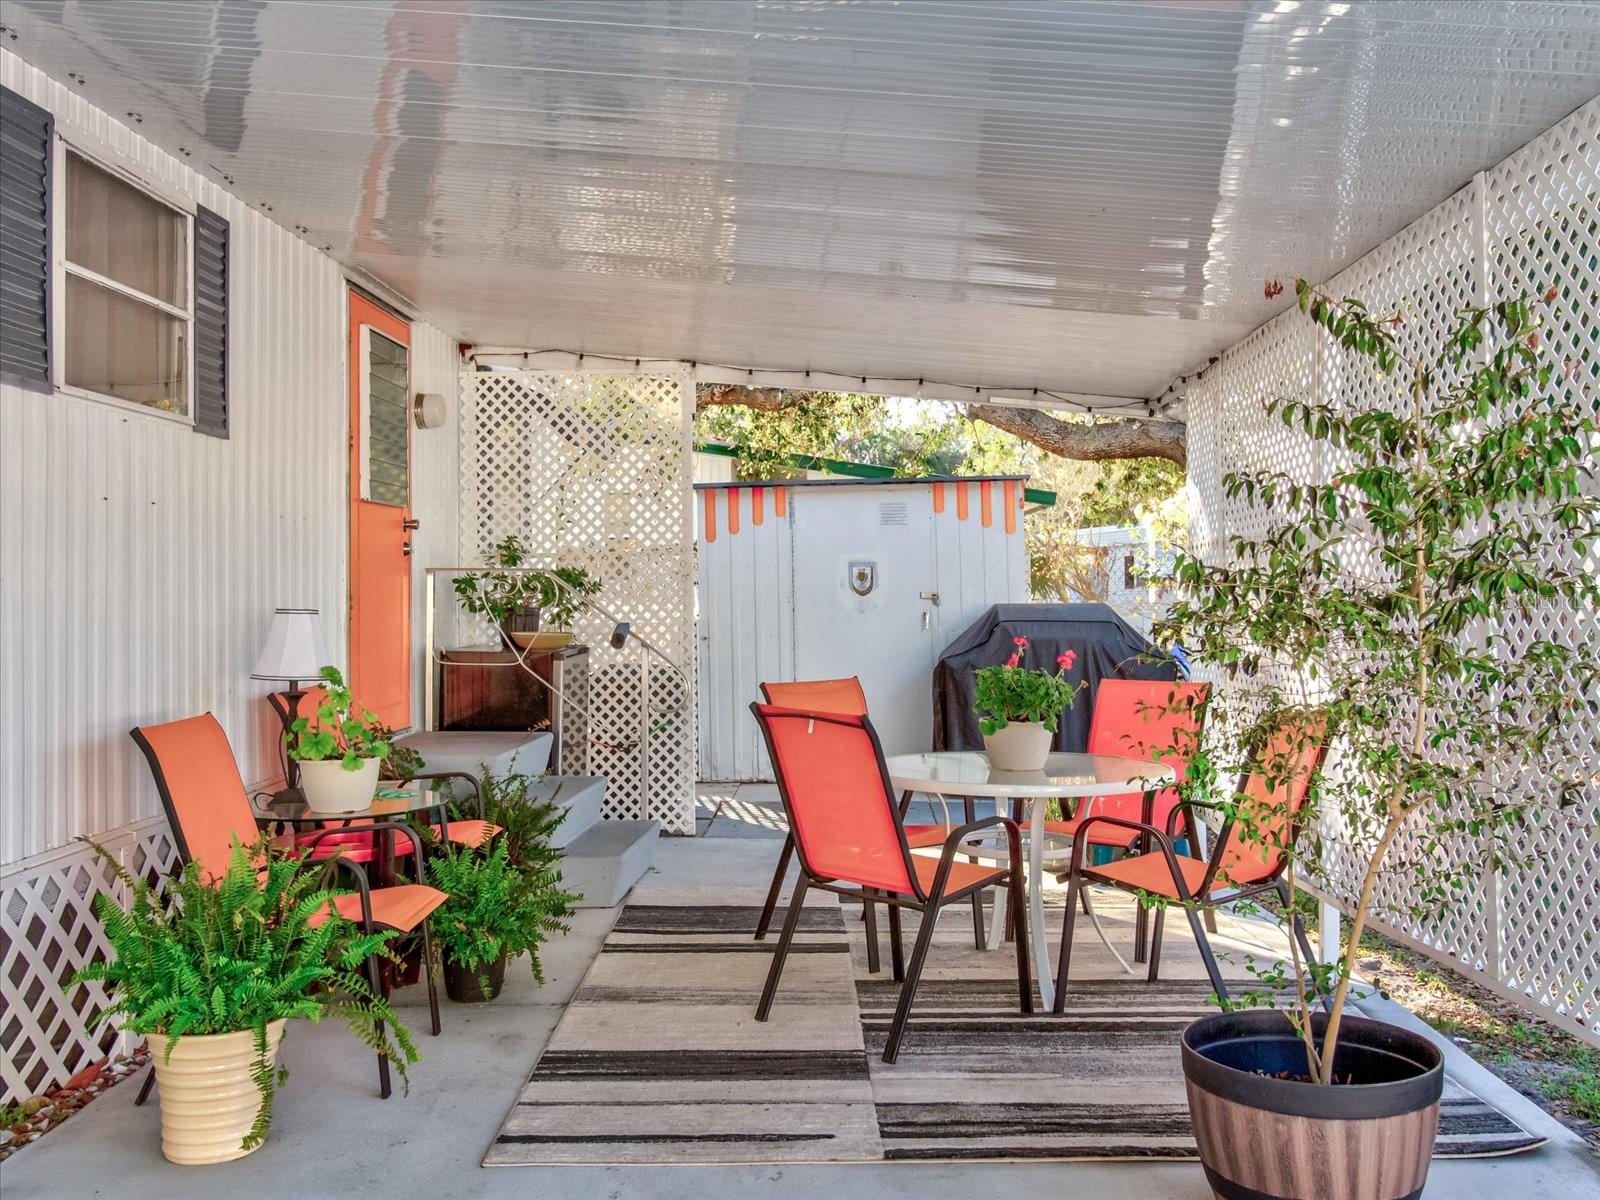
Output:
[{"xmin": 695, "ymin": 442, "xmax": 1057, "ymax": 507}]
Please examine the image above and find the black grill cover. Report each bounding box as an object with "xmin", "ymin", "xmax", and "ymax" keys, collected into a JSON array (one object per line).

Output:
[{"xmin": 932, "ymin": 603, "xmax": 1177, "ymax": 752}]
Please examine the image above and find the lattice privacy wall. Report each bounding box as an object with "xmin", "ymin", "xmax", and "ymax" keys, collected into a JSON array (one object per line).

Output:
[
  {"xmin": 0, "ymin": 819, "xmax": 179, "ymax": 1102},
  {"xmin": 1186, "ymin": 97, "xmax": 1600, "ymax": 1044},
  {"xmin": 459, "ymin": 370, "xmax": 697, "ymax": 834}
]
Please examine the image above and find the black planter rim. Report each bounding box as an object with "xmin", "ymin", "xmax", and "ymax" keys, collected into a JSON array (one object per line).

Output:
[{"xmin": 1182, "ymin": 1009, "xmax": 1444, "ymax": 1120}]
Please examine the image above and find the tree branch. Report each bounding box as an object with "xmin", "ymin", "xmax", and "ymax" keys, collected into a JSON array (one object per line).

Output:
[
  {"xmin": 692, "ymin": 384, "xmax": 1188, "ymax": 467},
  {"xmin": 967, "ymin": 404, "xmax": 1187, "ymax": 468}
]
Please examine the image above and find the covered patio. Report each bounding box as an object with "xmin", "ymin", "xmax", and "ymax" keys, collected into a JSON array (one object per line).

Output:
[{"xmin": 0, "ymin": 2, "xmax": 1597, "ymax": 1197}]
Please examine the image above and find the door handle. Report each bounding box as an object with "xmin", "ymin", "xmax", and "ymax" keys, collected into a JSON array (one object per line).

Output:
[
  {"xmin": 402, "ymin": 542, "xmax": 413, "ymax": 557},
  {"xmin": 918, "ymin": 591, "xmax": 941, "ymax": 605},
  {"xmin": 402, "ymin": 517, "xmax": 421, "ymax": 532}
]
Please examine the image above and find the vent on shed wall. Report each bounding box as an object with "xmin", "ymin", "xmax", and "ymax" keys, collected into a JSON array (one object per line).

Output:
[{"xmin": 879, "ymin": 501, "xmax": 908, "ymax": 526}]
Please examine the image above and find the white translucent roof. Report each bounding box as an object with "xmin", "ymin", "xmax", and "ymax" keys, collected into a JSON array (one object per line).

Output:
[{"xmin": 10, "ymin": 0, "xmax": 1599, "ymax": 404}]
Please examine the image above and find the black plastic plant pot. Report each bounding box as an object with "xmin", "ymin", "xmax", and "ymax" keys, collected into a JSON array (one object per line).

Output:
[
  {"xmin": 1181, "ymin": 1009, "xmax": 1444, "ymax": 1200},
  {"xmin": 443, "ymin": 955, "xmax": 508, "ymax": 1004}
]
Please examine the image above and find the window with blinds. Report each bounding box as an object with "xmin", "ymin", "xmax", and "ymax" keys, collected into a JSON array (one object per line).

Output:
[{"xmin": 364, "ymin": 329, "xmax": 409, "ymax": 505}]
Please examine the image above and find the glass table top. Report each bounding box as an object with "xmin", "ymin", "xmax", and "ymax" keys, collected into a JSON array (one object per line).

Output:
[{"xmin": 883, "ymin": 750, "xmax": 1175, "ymax": 797}]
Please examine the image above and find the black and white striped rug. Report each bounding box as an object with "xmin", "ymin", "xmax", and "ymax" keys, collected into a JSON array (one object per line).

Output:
[{"xmin": 484, "ymin": 891, "xmax": 1545, "ymax": 1165}]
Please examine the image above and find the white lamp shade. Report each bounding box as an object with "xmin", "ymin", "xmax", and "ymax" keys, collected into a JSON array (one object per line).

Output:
[{"xmin": 251, "ymin": 608, "xmax": 332, "ymax": 682}]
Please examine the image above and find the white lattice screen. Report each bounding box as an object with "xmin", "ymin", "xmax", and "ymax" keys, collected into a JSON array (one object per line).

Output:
[
  {"xmin": 1186, "ymin": 98, "xmax": 1600, "ymax": 1044},
  {"xmin": 0, "ymin": 819, "xmax": 179, "ymax": 1102},
  {"xmin": 459, "ymin": 369, "xmax": 697, "ymax": 834}
]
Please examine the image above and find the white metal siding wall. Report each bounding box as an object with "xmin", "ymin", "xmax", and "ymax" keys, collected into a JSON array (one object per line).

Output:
[
  {"xmin": 0, "ymin": 51, "xmax": 463, "ymax": 1099},
  {"xmin": 697, "ymin": 479, "xmax": 1027, "ymax": 780}
]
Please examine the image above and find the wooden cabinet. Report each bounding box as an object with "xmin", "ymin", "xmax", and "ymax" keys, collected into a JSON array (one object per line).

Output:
[{"xmin": 436, "ymin": 645, "xmax": 588, "ymax": 771}]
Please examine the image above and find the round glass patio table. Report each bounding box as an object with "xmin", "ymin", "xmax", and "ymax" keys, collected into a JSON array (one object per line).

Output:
[
  {"xmin": 252, "ymin": 783, "xmax": 449, "ymax": 887},
  {"xmin": 883, "ymin": 750, "xmax": 1175, "ymax": 1012}
]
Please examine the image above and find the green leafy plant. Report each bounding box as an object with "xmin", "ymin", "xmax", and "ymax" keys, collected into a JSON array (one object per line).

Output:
[
  {"xmin": 1156, "ymin": 280, "xmax": 1600, "ymax": 1084},
  {"xmin": 285, "ymin": 666, "xmax": 392, "ymax": 772},
  {"xmin": 72, "ymin": 837, "xmax": 418, "ymax": 1149},
  {"xmin": 425, "ymin": 839, "xmax": 576, "ymax": 984},
  {"xmin": 452, "ymin": 535, "xmax": 601, "ymax": 635},
  {"xmin": 464, "ymin": 766, "xmax": 573, "ymax": 874},
  {"xmin": 376, "ymin": 723, "xmax": 425, "ymax": 781},
  {"xmin": 973, "ymin": 637, "xmax": 1085, "ymax": 734}
]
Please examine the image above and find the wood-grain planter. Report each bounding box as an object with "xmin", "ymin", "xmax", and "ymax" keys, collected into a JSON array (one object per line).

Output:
[{"xmin": 1181, "ymin": 1010, "xmax": 1444, "ymax": 1200}]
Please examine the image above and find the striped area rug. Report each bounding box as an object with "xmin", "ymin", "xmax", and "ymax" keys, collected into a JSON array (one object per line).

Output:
[{"xmin": 484, "ymin": 891, "xmax": 1545, "ymax": 1165}]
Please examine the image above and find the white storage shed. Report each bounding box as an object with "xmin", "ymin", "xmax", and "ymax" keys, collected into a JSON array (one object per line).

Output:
[{"xmin": 697, "ymin": 476, "xmax": 1031, "ymax": 780}]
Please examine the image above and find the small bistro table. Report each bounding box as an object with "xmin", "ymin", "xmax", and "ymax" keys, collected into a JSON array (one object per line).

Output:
[
  {"xmin": 252, "ymin": 783, "xmax": 448, "ymax": 889},
  {"xmin": 884, "ymin": 750, "xmax": 1175, "ymax": 1011}
]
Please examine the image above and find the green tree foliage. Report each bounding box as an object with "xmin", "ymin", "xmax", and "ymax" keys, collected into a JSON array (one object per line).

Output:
[{"xmin": 1155, "ymin": 281, "xmax": 1600, "ymax": 1083}]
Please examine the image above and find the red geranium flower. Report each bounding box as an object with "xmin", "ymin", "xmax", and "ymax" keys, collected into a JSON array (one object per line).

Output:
[
  {"xmin": 1005, "ymin": 653, "xmax": 1021, "ymax": 668},
  {"xmin": 1013, "ymin": 636, "xmax": 1028, "ymax": 647},
  {"xmin": 1057, "ymin": 649, "xmax": 1077, "ymax": 670}
]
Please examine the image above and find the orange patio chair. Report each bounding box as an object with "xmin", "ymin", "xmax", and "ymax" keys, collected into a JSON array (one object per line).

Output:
[
  {"xmin": 1052, "ymin": 715, "xmax": 1329, "ymax": 1014},
  {"xmin": 753, "ymin": 677, "xmax": 954, "ymax": 951},
  {"xmin": 752, "ymin": 703, "xmax": 1031, "ymax": 1062},
  {"xmin": 269, "ymin": 688, "xmax": 501, "ymax": 860},
  {"xmin": 130, "ymin": 713, "xmax": 447, "ymax": 1098}
]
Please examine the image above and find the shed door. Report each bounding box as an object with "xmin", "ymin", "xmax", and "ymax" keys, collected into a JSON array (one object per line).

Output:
[
  {"xmin": 347, "ymin": 290, "xmax": 413, "ymax": 728},
  {"xmin": 791, "ymin": 489, "xmax": 940, "ymax": 756}
]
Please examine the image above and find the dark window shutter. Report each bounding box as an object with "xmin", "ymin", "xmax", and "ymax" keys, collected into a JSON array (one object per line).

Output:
[
  {"xmin": 0, "ymin": 85, "xmax": 53, "ymax": 389},
  {"xmin": 192, "ymin": 205, "xmax": 229, "ymax": 437}
]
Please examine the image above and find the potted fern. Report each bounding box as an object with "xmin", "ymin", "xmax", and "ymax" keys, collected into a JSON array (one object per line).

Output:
[
  {"xmin": 426, "ymin": 838, "xmax": 577, "ymax": 1003},
  {"xmin": 1156, "ymin": 282, "xmax": 1600, "ymax": 1200},
  {"xmin": 973, "ymin": 637, "xmax": 1084, "ymax": 770},
  {"xmin": 285, "ymin": 666, "xmax": 393, "ymax": 813},
  {"xmin": 73, "ymin": 839, "xmax": 417, "ymax": 1164}
]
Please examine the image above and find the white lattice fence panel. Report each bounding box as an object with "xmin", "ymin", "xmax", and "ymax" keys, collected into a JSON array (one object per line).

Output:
[
  {"xmin": 0, "ymin": 819, "xmax": 179, "ymax": 1102},
  {"xmin": 459, "ymin": 370, "xmax": 697, "ymax": 833},
  {"xmin": 1188, "ymin": 97, "xmax": 1600, "ymax": 1042},
  {"xmin": 1480, "ymin": 99, "xmax": 1600, "ymax": 1034}
]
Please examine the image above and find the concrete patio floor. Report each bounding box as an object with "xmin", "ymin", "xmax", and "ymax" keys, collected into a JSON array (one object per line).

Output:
[{"xmin": 3, "ymin": 812, "xmax": 1595, "ymax": 1199}]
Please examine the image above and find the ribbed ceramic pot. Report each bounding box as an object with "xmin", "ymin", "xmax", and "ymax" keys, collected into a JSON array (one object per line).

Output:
[
  {"xmin": 1182, "ymin": 1010, "xmax": 1443, "ymax": 1200},
  {"xmin": 982, "ymin": 721, "xmax": 1053, "ymax": 771},
  {"xmin": 145, "ymin": 1019, "xmax": 287, "ymax": 1165},
  {"xmin": 299, "ymin": 756, "xmax": 381, "ymax": 814}
]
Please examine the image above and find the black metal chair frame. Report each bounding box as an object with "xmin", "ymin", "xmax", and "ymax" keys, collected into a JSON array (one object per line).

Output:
[
  {"xmin": 1053, "ymin": 742, "xmax": 1329, "ymax": 1016},
  {"xmin": 750, "ymin": 705, "xmax": 1033, "ymax": 1063},
  {"xmin": 128, "ymin": 722, "xmax": 443, "ymax": 1104}
]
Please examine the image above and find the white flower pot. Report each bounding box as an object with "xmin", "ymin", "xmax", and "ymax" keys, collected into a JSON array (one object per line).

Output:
[
  {"xmin": 299, "ymin": 756, "xmax": 381, "ymax": 814},
  {"xmin": 983, "ymin": 721, "xmax": 1053, "ymax": 772},
  {"xmin": 146, "ymin": 1020, "xmax": 287, "ymax": 1165}
]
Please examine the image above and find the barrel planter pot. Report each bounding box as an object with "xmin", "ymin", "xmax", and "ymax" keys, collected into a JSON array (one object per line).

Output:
[
  {"xmin": 444, "ymin": 954, "xmax": 508, "ymax": 1004},
  {"xmin": 145, "ymin": 1019, "xmax": 287, "ymax": 1165},
  {"xmin": 1182, "ymin": 1010, "xmax": 1444, "ymax": 1200}
]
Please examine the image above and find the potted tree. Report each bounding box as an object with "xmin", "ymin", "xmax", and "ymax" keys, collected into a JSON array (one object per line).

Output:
[
  {"xmin": 73, "ymin": 839, "xmax": 417, "ymax": 1164},
  {"xmin": 973, "ymin": 637, "xmax": 1083, "ymax": 770},
  {"xmin": 453, "ymin": 535, "xmax": 602, "ymax": 653},
  {"xmin": 1156, "ymin": 282, "xmax": 1600, "ymax": 1200},
  {"xmin": 426, "ymin": 837, "xmax": 577, "ymax": 1003},
  {"xmin": 285, "ymin": 666, "xmax": 393, "ymax": 813}
]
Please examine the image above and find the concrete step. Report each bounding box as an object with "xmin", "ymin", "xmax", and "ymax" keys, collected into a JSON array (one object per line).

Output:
[
  {"xmin": 394, "ymin": 731, "xmax": 553, "ymax": 798},
  {"xmin": 560, "ymin": 819, "xmax": 660, "ymax": 908},
  {"xmin": 524, "ymin": 774, "xmax": 605, "ymax": 849}
]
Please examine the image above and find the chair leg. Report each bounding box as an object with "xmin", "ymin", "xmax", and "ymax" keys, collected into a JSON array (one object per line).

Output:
[
  {"xmin": 1277, "ymin": 880, "xmax": 1329, "ymax": 1012},
  {"xmin": 756, "ymin": 875, "xmax": 809, "ymax": 1021},
  {"xmin": 366, "ymin": 951, "xmax": 392, "ymax": 1099},
  {"xmin": 964, "ymin": 797, "xmax": 985, "ymax": 949},
  {"xmin": 1008, "ymin": 874, "xmax": 1033, "ymax": 1015},
  {"xmin": 863, "ymin": 887, "xmax": 881, "ymax": 975},
  {"xmin": 1147, "ymin": 905, "xmax": 1166, "ymax": 982},
  {"xmin": 1052, "ymin": 868, "xmax": 1084, "ymax": 1015},
  {"xmin": 888, "ymin": 898, "xmax": 905, "ymax": 982},
  {"xmin": 420, "ymin": 920, "xmax": 442, "ymax": 1036},
  {"xmin": 884, "ymin": 898, "xmax": 942, "ymax": 1064},
  {"xmin": 1182, "ymin": 902, "xmax": 1229, "ymax": 1007},
  {"xmin": 134, "ymin": 1064, "xmax": 156, "ymax": 1106},
  {"xmin": 755, "ymin": 835, "xmax": 795, "ymax": 940}
]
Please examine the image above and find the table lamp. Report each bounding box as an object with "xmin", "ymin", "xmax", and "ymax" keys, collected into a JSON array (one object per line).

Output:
[{"xmin": 251, "ymin": 607, "xmax": 331, "ymax": 795}]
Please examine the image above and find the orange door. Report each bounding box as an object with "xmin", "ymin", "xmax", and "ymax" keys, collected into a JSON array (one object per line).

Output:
[{"xmin": 347, "ymin": 290, "xmax": 413, "ymax": 728}]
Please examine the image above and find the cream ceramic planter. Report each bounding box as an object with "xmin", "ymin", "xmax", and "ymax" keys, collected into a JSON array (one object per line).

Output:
[
  {"xmin": 982, "ymin": 720, "xmax": 1053, "ymax": 771},
  {"xmin": 146, "ymin": 1019, "xmax": 287, "ymax": 1165},
  {"xmin": 299, "ymin": 756, "xmax": 381, "ymax": 814}
]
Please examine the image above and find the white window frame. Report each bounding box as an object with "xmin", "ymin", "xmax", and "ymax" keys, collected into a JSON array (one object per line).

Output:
[{"xmin": 51, "ymin": 133, "xmax": 196, "ymax": 426}]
